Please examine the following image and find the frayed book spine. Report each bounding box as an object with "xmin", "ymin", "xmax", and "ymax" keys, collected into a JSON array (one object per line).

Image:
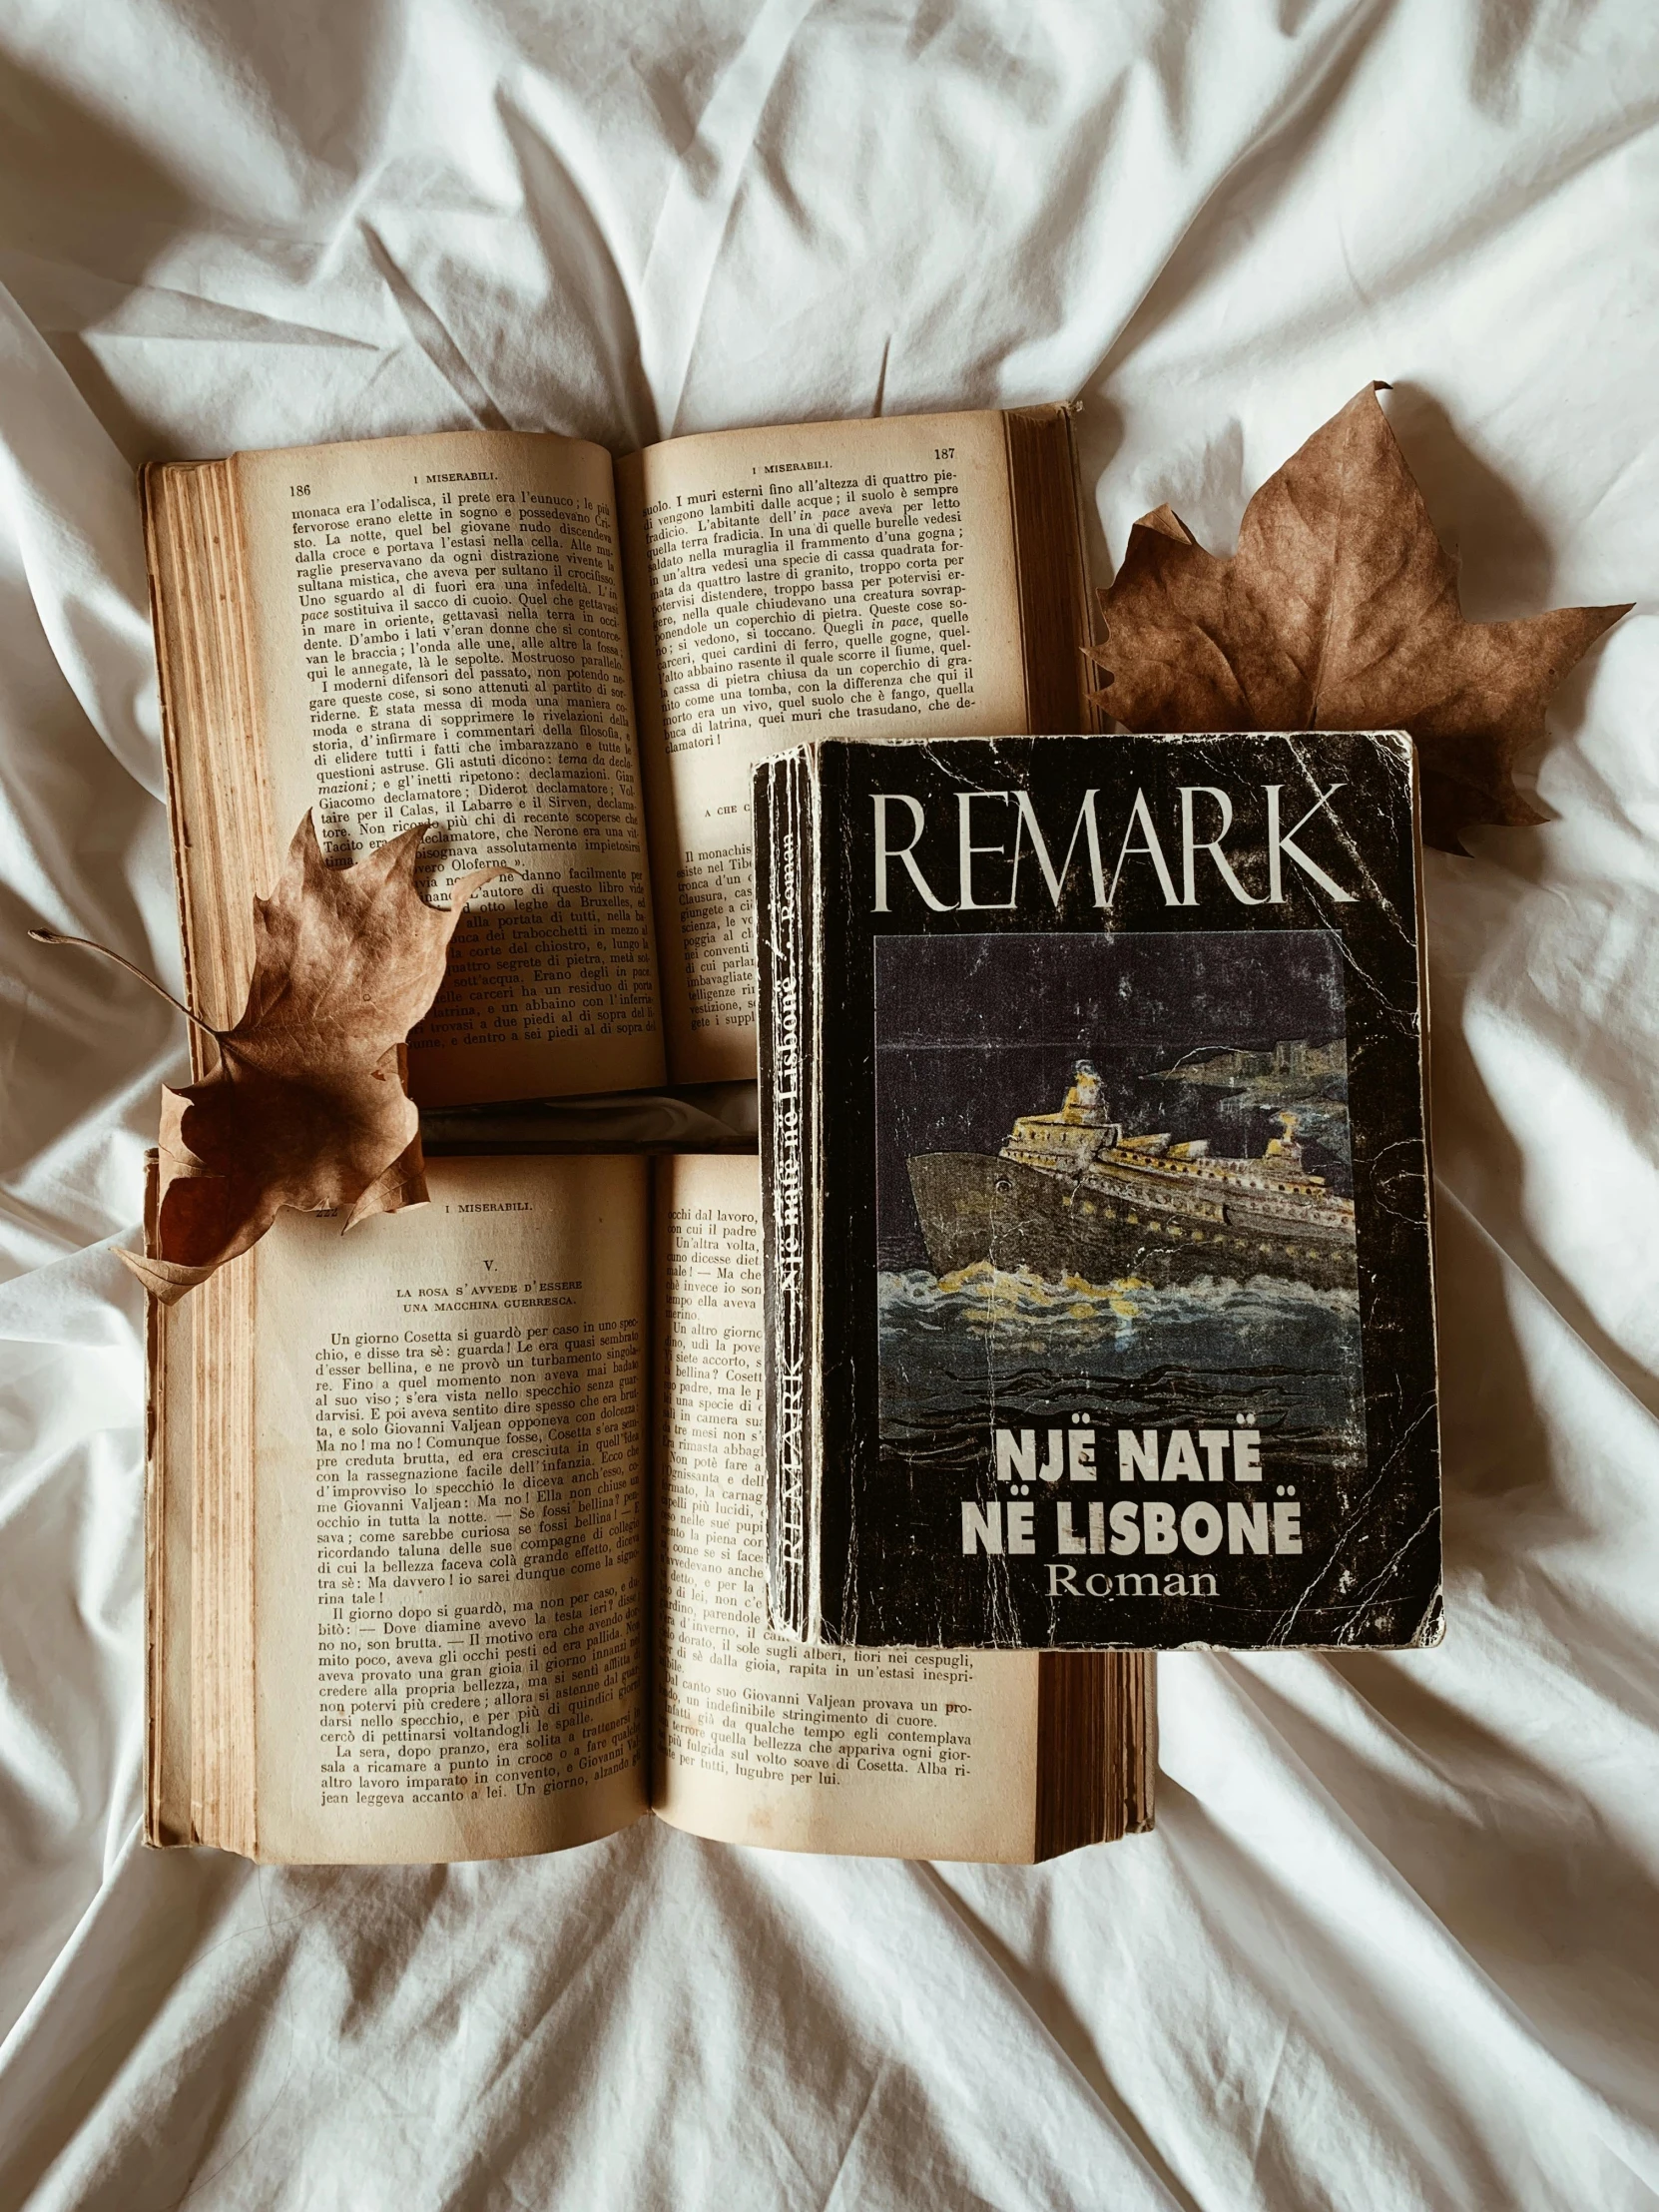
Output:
[{"xmin": 758, "ymin": 748, "xmax": 817, "ymax": 1638}]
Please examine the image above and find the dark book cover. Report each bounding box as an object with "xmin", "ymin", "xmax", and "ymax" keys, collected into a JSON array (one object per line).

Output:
[{"xmin": 759, "ymin": 732, "xmax": 1442, "ymax": 1651}]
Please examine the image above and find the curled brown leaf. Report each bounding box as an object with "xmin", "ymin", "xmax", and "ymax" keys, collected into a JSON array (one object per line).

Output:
[
  {"xmin": 1086, "ymin": 384, "xmax": 1630, "ymax": 851},
  {"xmin": 39, "ymin": 813, "xmax": 509, "ymax": 1302}
]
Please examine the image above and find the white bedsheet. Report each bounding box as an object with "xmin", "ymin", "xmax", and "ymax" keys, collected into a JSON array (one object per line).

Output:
[{"xmin": 2, "ymin": 4, "xmax": 1656, "ymax": 2205}]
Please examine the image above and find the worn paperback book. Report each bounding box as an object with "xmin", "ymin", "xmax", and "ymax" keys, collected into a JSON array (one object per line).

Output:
[{"xmin": 758, "ymin": 731, "xmax": 1443, "ymax": 1651}]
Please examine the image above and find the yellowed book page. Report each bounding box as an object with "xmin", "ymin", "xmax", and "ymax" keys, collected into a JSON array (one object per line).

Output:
[
  {"xmin": 651, "ymin": 1153, "xmax": 1038, "ymax": 1862},
  {"xmin": 235, "ymin": 430, "xmax": 665, "ymax": 1106},
  {"xmin": 620, "ymin": 409, "xmax": 1027, "ymax": 1084},
  {"xmin": 251, "ymin": 1155, "xmax": 650, "ymax": 1864}
]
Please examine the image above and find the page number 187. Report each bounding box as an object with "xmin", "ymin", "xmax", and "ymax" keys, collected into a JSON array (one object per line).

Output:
[{"xmin": 934, "ymin": 447, "xmax": 954, "ymax": 460}]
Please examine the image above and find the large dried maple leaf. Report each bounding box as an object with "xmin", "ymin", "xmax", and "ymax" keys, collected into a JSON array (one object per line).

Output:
[
  {"xmin": 1086, "ymin": 384, "xmax": 1629, "ymax": 851},
  {"xmin": 115, "ymin": 815, "xmax": 504, "ymax": 1302}
]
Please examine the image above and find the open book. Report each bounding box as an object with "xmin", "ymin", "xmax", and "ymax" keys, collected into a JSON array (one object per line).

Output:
[
  {"xmin": 139, "ymin": 404, "xmax": 1155, "ymax": 1862},
  {"xmin": 147, "ymin": 1151, "xmax": 1154, "ymax": 1863},
  {"xmin": 141, "ymin": 405, "xmax": 1097, "ymax": 1101}
]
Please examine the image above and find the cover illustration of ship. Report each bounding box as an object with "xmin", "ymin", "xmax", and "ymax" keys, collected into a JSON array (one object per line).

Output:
[{"xmin": 908, "ymin": 1053, "xmax": 1358, "ymax": 1297}]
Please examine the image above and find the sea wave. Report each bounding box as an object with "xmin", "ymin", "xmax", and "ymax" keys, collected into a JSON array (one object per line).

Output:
[
  {"xmin": 876, "ymin": 1259, "xmax": 1359, "ymax": 1345},
  {"xmin": 876, "ymin": 1258, "xmax": 1367, "ymax": 1448}
]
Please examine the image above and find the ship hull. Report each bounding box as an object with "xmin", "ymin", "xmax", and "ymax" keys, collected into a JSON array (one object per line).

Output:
[{"xmin": 906, "ymin": 1151, "xmax": 1359, "ymax": 1294}]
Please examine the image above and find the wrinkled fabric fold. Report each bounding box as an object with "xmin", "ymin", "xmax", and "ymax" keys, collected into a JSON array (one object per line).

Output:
[{"xmin": 1, "ymin": 2, "xmax": 1657, "ymax": 2206}]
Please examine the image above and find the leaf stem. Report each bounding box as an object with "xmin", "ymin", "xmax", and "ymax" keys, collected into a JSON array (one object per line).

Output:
[{"xmin": 28, "ymin": 929, "xmax": 227, "ymax": 1042}]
